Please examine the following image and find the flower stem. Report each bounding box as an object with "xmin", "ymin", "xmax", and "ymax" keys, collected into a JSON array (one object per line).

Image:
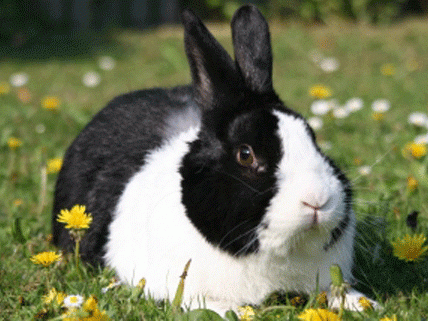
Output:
[
  {"xmin": 75, "ymin": 239, "xmax": 80, "ymax": 268},
  {"xmin": 45, "ymin": 267, "xmax": 51, "ymax": 291},
  {"xmin": 74, "ymin": 235, "xmax": 84, "ymax": 280}
]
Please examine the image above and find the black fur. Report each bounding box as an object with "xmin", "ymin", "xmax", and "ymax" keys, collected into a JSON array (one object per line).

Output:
[
  {"xmin": 52, "ymin": 86, "xmax": 196, "ymax": 265},
  {"xmin": 231, "ymin": 5, "xmax": 273, "ymax": 93},
  {"xmin": 181, "ymin": 105, "xmax": 283, "ymax": 255},
  {"xmin": 180, "ymin": 6, "xmax": 285, "ymax": 256},
  {"xmin": 323, "ymin": 156, "xmax": 353, "ymax": 251},
  {"xmin": 182, "ymin": 8, "xmax": 242, "ymax": 111}
]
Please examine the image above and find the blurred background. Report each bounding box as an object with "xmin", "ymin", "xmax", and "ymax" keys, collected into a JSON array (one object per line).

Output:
[{"xmin": 1, "ymin": 0, "xmax": 427, "ymax": 57}]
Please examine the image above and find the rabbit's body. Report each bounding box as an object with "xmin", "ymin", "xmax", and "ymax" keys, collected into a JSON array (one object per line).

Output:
[
  {"xmin": 53, "ymin": 5, "xmax": 375, "ymax": 313},
  {"xmin": 104, "ymin": 106, "xmax": 355, "ymax": 310},
  {"xmin": 52, "ymin": 86, "xmax": 199, "ymax": 264}
]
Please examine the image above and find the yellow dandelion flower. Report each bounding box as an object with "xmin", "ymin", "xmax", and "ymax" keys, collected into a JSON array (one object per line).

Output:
[
  {"xmin": 136, "ymin": 278, "xmax": 146, "ymax": 289},
  {"xmin": 47, "ymin": 158, "xmax": 63, "ymax": 174},
  {"xmin": 403, "ymin": 142, "xmax": 427, "ymax": 159},
  {"xmin": 85, "ymin": 307, "xmax": 110, "ymax": 321},
  {"xmin": 298, "ymin": 308, "xmax": 340, "ymax": 321},
  {"xmin": 41, "ymin": 96, "xmax": 61, "ymax": 110},
  {"xmin": 13, "ymin": 199, "xmax": 23, "ymax": 207},
  {"xmin": 309, "ymin": 85, "xmax": 332, "ymax": 99},
  {"xmin": 407, "ymin": 176, "xmax": 418, "ymax": 192},
  {"xmin": 411, "ymin": 143, "xmax": 427, "ymax": 159},
  {"xmin": 61, "ymin": 309, "xmax": 80, "ymax": 321},
  {"xmin": 17, "ymin": 87, "xmax": 32, "ymax": 103},
  {"xmin": 380, "ymin": 315, "xmax": 397, "ymax": 321},
  {"xmin": 237, "ymin": 306, "xmax": 255, "ymax": 321},
  {"xmin": 405, "ymin": 59, "xmax": 419, "ymax": 72},
  {"xmin": 63, "ymin": 296, "xmax": 110, "ymax": 321},
  {"xmin": 358, "ymin": 296, "xmax": 373, "ymax": 310},
  {"xmin": 30, "ymin": 251, "xmax": 62, "ymax": 267},
  {"xmin": 371, "ymin": 112, "xmax": 384, "ymax": 121},
  {"xmin": 43, "ymin": 288, "xmax": 66, "ymax": 305},
  {"xmin": 7, "ymin": 137, "xmax": 22, "ymax": 150},
  {"xmin": 57, "ymin": 205, "xmax": 93, "ymax": 229},
  {"xmin": 42, "ymin": 289, "xmax": 57, "ymax": 304},
  {"xmin": 46, "ymin": 233, "xmax": 53, "ymax": 242},
  {"xmin": 353, "ymin": 157, "xmax": 362, "ymax": 166},
  {"xmin": 290, "ymin": 296, "xmax": 305, "ymax": 307},
  {"xmin": 34, "ymin": 308, "xmax": 49, "ymax": 319},
  {"xmin": 0, "ymin": 81, "xmax": 10, "ymax": 95},
  {"xmin": 316, "ymin": 291, "xmax": 328, "ymax": 305},
  {"xmin": 392, "ymin": 234, "xmax": 428, "ymax": 262},
  {"xmin": 83, "ymin": 295, "xmax": 98, "ymax": 312},
  {"xmin": 381, "ymin": 63, "xmax": 395, "ymax": 76}
]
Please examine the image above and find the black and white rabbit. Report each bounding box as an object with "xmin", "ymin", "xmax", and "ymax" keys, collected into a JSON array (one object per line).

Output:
[{"xmin": 53, "ymin": 5, "xmax": 375, "ymax": 314}]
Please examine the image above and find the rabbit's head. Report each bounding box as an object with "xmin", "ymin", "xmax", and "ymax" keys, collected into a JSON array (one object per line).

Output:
[{"xmin": 180, "ymin": 5, "xmax": 354, "ymax": 259}]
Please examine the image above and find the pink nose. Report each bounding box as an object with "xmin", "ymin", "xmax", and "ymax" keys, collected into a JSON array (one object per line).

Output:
[
  {"xmin": 302, "ymin": 201, "xmax": 321, "ymax": 211},
  {"xmin": 302, "ymin": 201, "xmax": 324, "ymax": 226}
]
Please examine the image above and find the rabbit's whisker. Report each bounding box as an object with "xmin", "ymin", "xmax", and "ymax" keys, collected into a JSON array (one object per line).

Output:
[{"xmin": 218, "ymin": 219, "xmax": 252, "ymax": 246}]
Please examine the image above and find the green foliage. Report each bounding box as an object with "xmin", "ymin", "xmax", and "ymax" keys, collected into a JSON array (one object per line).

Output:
[
  {"xmin": 174, "ymin": 309, "xmax": 226, "ymax": 321},
  {"xmin": 205, "ymin": 0, "xmax": 244, "ymax": 20},
  {"xmin": 12, "ymin": 217, "xmax": 27, "ymax": 244},
  {"xmin": 268, "ymin": 0, "xmax": 410, "ymax": 23},
  {"xmin": 203, "ymin": 0, "xmax": 420, "ymax": 23}
]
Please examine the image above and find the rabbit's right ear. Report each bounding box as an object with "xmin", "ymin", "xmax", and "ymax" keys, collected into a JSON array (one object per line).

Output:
[
  {"xmin": 182, "ymin": 9, "xmax": 242, "ymax": 110},
  {"xmin": 231, "ymin": 5, "xmax": 273, "ymax": 94}
]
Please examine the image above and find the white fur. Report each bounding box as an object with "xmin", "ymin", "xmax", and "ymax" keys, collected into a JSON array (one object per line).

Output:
[
  {"xmin": 105, "ymin": 110, "xmax": 357, "ymax": 315},
  {"xmin": 257, "ymin": 111, "xmax": 356, "ymax": 291}
]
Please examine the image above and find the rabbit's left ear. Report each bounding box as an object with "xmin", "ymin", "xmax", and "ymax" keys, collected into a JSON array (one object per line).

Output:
[
  {"xmin": 182, "ymin": 8, "xmax": 242, "ymax": 111},
  {"xmin": 231, "ymin": 5, "xmax": 273, "ymax": 94}
]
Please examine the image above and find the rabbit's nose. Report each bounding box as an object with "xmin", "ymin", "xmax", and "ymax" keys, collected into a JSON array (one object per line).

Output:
[
  {"xmin": 301, "ymin": 196, "xmax": 333, "ymax": 228},
  {"xmin": 301, "ymin": 201, "xmax": 321, "ymax": 211},
  {"xmin": 301, "ymin": 187, "xmax": 331, "ymax": 211},
  {"xmin": 302, "ymin": 201, "xmax": 321, "ymax": 225}
]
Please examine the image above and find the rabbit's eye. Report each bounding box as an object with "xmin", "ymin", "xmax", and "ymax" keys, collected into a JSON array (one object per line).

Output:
[{"xmin": 236, "ymin": 144, "xmax": 257, "ymax": 168}]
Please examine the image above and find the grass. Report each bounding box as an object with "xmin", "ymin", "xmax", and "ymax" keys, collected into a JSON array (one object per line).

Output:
[{"xmin": 1, "ymin": 17, "xmax": 428, "ymax": 320}]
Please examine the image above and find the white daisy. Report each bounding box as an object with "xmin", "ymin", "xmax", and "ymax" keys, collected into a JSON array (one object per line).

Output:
[
  {"xmin": 414, "ymin": 134, "xmax": 428, "ymax": 144},
  {"xmin": 371, "ymin": 99, "xmax": 390, "ymax": 113},
  {"xmin": 319, "ymin": 141, "xmax": 332, "ymax": 151},
  {"xmin": 332, "ymin": 106, "xmax": 350, "ymax": 119},
  {"xmin": 408, "ymin": 112, "xmax": 428, "ymax": 127},
  {"xmin": 82, "ymin": 71, "xmax": 101, "ymax": 88},
  {"xmin": 319, "ymin": 57, "xmax": 340, "ymax": 73},
  {"xmin": 308, "ymin": 117, "xmax": 323, "ymax": 130},
  {"xmin": 310, "ymin": 100, "xmax": 331, "ymax": 115},
  {"xmin": 98, "ymin": 56, "xmax": 116, "ymax": 71},
  {"xmin": 358, "ymin": 165, "xmax": 371, "ymax": 176},
  {"xmin": 35, "ymin": 124, "xmax": 46, "ymax": 134},
  {"xmin": 9, "ymin": 72, "xmax": 29, "ymax": 87},
  {"xmin": 63, "ymin": 294, "xmax": 84, "ymax": 308},
  {"xmin": 344, "ymin": 98, "xmax": 364, "ymax": 113},
  {"xmin": 101, "ymin": 280, "xmax": 122, "ymax": 293}
]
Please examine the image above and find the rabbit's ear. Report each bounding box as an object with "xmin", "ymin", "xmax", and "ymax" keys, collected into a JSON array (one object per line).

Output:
[
  {"xmin": 231, "ymin": 5, "xmax": 273, "ymax": 94},
  {"xmin": 182, "ymin": 9, "xmax": 242, "ymax": 110}
]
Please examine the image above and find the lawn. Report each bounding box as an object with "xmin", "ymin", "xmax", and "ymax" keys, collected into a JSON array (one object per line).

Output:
[{"xmin": 1, "ymin": 17, "xmax": 428, "ymax": 320}]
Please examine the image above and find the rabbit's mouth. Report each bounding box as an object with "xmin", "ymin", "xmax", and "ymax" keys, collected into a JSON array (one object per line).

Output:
[{"xmin": 265, "ymin": 207, "xmax": 351, "ymax": 254}]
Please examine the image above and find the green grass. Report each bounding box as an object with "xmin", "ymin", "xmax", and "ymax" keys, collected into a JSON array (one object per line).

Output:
[{"xmin": 1, "ymin": 18, "xmax": 428, "ymax": 320}]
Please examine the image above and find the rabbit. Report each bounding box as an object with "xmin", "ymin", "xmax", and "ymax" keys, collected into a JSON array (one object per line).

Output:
[{"xmin": 52, "ymin": 4, "xmax": 376, "ymax": 315}]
